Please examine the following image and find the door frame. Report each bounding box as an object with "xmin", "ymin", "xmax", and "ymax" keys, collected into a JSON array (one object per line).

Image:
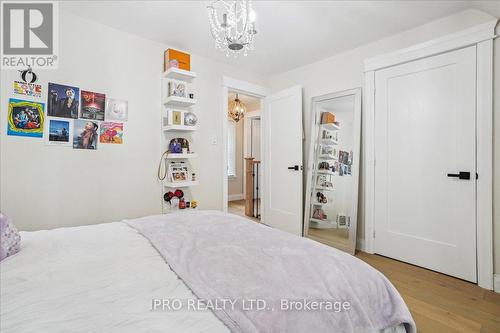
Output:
[
  {"xmin": 363, "ymin": 19, "xmax": 497, "ymax": 290},
  {"xmin": 222, "ymin": 77, "xmax": 268, "ymax": 214},
  {"xmin": 243, "ymin": 110, "xmax": 261, "ymax": 199}
]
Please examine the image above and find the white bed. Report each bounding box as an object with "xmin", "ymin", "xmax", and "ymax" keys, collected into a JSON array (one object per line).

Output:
[{"xmin": 1, "ymin": 212, "xmax": 413, "ymax": 333}]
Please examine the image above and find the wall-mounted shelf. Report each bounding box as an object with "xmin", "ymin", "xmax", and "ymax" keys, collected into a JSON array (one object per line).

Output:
[
  {"xmin": 164, "ymin": 180, "xmax": 199, "ymax": 188},
  {"xmin": 319, "ymin": 154, "xmax": 338, "ymax": 160},
  {"xmin": 316, "ymin": 186, "xmax": 334, "ymax": 191},
  {"xmin": 320, "ymin": 138, "xmax": 339, "ymax": 146},
  {"xmin": 321, "ymin": 123, "xmax": 341, "ymax": 131},
  {"xmin": 163, "ymin": 67, "xmax": 197, "ymax": 82},
  {"xmin": 317, "ymin": 170, "xmax": 336, "ymax": 175},
  {"xmin": 310, "ymin": 218, "xmax": 337, "ymax": 226},
  {"xmin": 165, "ymin": 153, "xmax": 198, "ymax": 159},
  {"xmin": 163, "ymin": 96, "xmax": 197, "ymax": 107},
  {"xmin": 163, "ymin": 125, "xmax": 198, "ymax": 132}
]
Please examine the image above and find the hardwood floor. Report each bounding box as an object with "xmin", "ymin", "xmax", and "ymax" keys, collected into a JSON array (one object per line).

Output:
[
  {"xmin": 228, "ymin": 199, "xmax": 260, "ymax": 223},
  {"xmin": 356, "ymin": 252, "xmax": 500, "ymax": 333}
]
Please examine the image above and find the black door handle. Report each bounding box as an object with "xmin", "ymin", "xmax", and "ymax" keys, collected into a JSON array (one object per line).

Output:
[
  {"xmin": 447, "ymin": 171, "xmax": 471, "ymax": 180},
  {"xmin": 288, "ymin": 165, "xmax": 299, "ymax": 171}
]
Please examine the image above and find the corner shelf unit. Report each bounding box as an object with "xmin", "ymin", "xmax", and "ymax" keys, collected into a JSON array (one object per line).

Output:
[
  {"xmin": 161, "ymin": 66, "xmax": 198, "ymax": 214},
  {"xmin": 308, "ymin": 117, "xmax": 342, "ymax": 230}
]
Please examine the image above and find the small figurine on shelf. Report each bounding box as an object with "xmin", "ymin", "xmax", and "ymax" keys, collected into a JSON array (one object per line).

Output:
[
  {"xmin": 191, "ymin": 173, "xmax": 196, "ymax": 181},
  {"xmin": 316, "ymin": 192, "xmax": 328, "ymax": 204},
  {"xmin": 191, "ymin": 200, "xmax": 197, "ymax": 209}
]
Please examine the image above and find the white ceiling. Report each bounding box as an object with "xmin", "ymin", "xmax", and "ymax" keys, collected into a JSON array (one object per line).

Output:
[{"xmin": 61, "ymin": 1, "xmax": 499, "ymax": 76}]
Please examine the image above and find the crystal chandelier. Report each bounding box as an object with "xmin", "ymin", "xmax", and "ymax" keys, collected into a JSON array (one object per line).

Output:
[
  {"xmin": 228, "ymin": 93, "xmax": 246, "ymax": 122},
  {"xmin": 207, "ymin": 0, "xmax": 257, "ymax": 57}
]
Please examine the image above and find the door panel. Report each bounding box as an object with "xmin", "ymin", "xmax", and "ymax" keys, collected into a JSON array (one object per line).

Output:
[
  {"xmin": 263, "ymin": 86, "xmax": 303, "ymax": 235},
  {"xmin": 374, "ymin": 46, "xmax": 477, "ymax": 282}
]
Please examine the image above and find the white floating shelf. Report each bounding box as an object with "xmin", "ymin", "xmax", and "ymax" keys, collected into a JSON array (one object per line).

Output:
[
  {"xmin": 164, "ymin": 180, "xmax": 199, "ymax": 188},
  {"xmin": 319, "ymin": 154, "xmax": 338, "ymax": 160},
  {"xmin": 163, "ymin": 96, "xmax": 197, "ymax": 107},
  {"xmin": 321, "ymin": 123, "xmax": 341, "ymax": 131},
  {"xmin": 310, "ymin": 218, "xmax": 337, "ymax": 226},
  {"xmin": 312, "ymin": 202, "xmax": 328, "ymax": 207},
  {"xmin": 165, "ymin": 153, "xmax": 198, "ymax": 159},
  {"xmin": 163, "ymin": 67, "xmax": 197, "ymax": 82},
  {"xmin": 317, "ymin": 170, "xmax": 336, "ymax": 175},
  {"xmin": 316, "ymin": 186, "xmax": 334, "ymax": 191},
  {"xmin": 163, "ymin": 125, "xmax": 198, "ymax": 132},
  {"xmin": 320, "ymin": 139, "xmax": 339, "ymax": 146}
]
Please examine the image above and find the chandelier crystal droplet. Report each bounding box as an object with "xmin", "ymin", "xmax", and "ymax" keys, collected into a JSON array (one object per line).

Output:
[{"xmin": 207, "ymin": 0, "xmax": 257, "ymax": 57}]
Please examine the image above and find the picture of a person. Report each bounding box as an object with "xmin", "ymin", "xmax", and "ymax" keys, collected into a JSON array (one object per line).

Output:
[
  {"xmin": 77, "ymin": 121, "xmax": 98, "ymax": 149},
  {"xmin": 58, "ymin": 88, "xmax": 79, "ymax": 118}
]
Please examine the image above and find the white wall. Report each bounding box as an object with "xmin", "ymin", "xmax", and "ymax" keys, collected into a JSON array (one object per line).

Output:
[
  {"xmin": 266, "ymin": 9, "xmax": 500, "ymax": 273},
  {"xmin": 0, "ymin": 10, "xmax": 264, "ymax": 231}
]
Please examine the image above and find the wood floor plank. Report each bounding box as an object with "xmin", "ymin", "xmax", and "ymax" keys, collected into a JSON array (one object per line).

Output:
[{"xmin": 355, "ymin": 252, "xmax": 500, "ymax": 333}]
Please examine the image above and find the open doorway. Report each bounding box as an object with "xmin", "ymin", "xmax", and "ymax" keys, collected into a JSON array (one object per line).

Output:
[{"xmin": 226, "ymin": 91, "xmax": 262, "ymax": 222}]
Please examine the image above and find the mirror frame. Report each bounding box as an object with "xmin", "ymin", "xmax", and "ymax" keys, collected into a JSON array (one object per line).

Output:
[{"xmin": 303, "ymin": 88, "xmax": 362, "ymax": 255}]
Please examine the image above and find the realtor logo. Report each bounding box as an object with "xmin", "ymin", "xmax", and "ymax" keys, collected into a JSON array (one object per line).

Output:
[{"xmin": 1, "ymin": 1, "xmax": 58, "ymax": 69}]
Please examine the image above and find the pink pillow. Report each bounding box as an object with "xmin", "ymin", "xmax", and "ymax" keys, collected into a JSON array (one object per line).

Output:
[{"xmin": 0, "ymin": 212, "xmax": 21, "ymax": 261}]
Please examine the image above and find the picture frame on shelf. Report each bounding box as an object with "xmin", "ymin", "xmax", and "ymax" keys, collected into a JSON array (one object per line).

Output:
[
  {"xmin": 168, "ymin": 162, "xmax": 189, "ymax": 182},
  {"xmin": 168, "ymin": 81, "xmax": 186, "ymax": 98}
]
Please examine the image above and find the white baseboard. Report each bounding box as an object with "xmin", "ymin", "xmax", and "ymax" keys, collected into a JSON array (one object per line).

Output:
[
  {"xmin": 494, "ymin": 274, "xmax": 500, "ymax": 293},
  {"xmin": 356, "ymin": 239, "xmax": 366, "ymax": 252},
  {"xmin": 228, "ymin": 194, "xmax": 244, "ymax": 201}
]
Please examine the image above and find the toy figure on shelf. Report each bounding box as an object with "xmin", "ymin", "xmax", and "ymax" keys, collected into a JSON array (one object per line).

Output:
[{"xmin": 316, "ymin": 192, "xmax": 328, "ymax": 204}]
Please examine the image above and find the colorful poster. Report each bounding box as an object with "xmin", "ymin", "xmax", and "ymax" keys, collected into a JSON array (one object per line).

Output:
[
  {"xmin": 73, "ymin": 120, "xmax": 98, "ymax": 150},
  {"xmin": 14, "ymin": 81, "xmax": 42, "ymax": 98},
  {"xmin": 46, "ymin": 118, "xmax": 72, "ymax": 146},
  {"xmin": 99, "ymin": 122, "xmax": 123, "ymax": 144},
  {"xmin": 80, "ymin": 90, "xmax": 106, "ymax": 121},
  {"xmin": 7, "ymin": 98, "xmax": 44, "ymax": 138},
  {"xmin": 105, "ymin": 98, "xmax": 128, "ymax": 122},
  {"xmin": 48, "ymin": 83, "xmax": 80, "ymax": 119}
]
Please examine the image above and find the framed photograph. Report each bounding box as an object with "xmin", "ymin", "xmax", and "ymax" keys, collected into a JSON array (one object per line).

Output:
[
  {"xmin": 172, "ymin": 110, "xmax": 182, "ymax": 125},
  {"xmin": 105, "ymin": 98, "xmax": 128, "ymax": 122},
  {"xmin": 168, "ymin": 81, "xmax": 186, "ymax": 97},
  {"xmin": 99, "ymin": 122, "xmax": 123, "ymax": 144},
  {"xmin": 80, "ymin": 90, "xmax": 106, "ymax": 121},
  {"xmin": 168, "ymin": 162, "xmax": 188, "ymax": 182},
  {"xmin": 46, "ymin": 118, "xmax": 72, "ymax": 146},
  {"xmin": 73, "ymin": 119, "xmax": 98, "ymax": 150},
  {"xmin": 7, "ymin": 98, "xmax": 44, "ymax": 138},
  {"xmin": 47, "ymin": 83, "xmax": 79, "ymax": 119}
]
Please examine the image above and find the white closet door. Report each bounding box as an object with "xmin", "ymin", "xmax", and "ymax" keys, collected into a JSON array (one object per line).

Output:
[
  {"xmin": 263, "ymin": 86, "xmax": 303, "ymax": 235},
  {"xmin": 374, "ymin": 46, "xmax": 477, "ymax": 282}
]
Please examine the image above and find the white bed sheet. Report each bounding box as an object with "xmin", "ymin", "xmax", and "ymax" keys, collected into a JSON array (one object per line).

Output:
[{"xmin": 0, "ymin": 222, "xmax": 229, "ymax": 333}]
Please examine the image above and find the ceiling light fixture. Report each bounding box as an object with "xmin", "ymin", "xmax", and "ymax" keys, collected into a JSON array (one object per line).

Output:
[
  {"xmin": 228, "ymin": 93, "xmax": 246, "ymax": 122},
  {"xmin": 207, "ymin": 0, "xmax": 257, "ymax": 57}
]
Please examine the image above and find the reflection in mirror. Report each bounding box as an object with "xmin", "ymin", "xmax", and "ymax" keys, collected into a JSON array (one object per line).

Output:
[{"xmin": 303, "ymin": 88, "xmax": 361, "ymax": 255}]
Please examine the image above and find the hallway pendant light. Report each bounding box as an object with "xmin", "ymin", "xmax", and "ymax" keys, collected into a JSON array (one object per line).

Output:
[
  {"xmin": 207, "ymin": 0, "xmax": 257, "ymax": 57},
  {"xmin": 229, "ymin": 93, "xmax": 246, "ymax": 122}
]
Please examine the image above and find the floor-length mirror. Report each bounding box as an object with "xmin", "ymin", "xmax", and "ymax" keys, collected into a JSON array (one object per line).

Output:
[{"xmin": 303, "ymin": 88, "xmax": 361, "ymax": 255}]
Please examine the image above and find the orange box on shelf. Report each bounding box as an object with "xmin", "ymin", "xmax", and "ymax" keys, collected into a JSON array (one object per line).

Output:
[
  {"xmin": 164, "ymin": 49, "xmax": 191, "ymax": 71},
  {"xmin": 320, "ymin": 112, "xmax": 336, "ymax": 124}
]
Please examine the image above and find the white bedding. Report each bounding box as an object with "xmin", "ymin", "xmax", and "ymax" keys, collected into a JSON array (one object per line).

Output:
[
  {"xmin": 0, "ymin": 222, "xmax": 229, "ymax": 333},
  {"xmin": 1, "ymin": 218, "xmax": 409, "ymax": 333}
]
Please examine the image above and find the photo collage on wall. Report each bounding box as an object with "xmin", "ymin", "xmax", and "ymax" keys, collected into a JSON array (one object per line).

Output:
[{"xmin": 7, "ymin": 69, "xmax": 128, "ymax": 150}]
